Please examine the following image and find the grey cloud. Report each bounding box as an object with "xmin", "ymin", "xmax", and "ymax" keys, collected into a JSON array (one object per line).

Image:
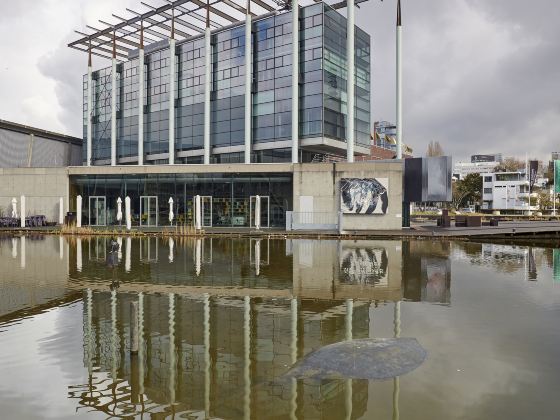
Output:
[{"xmin": 3, "ymin": 0, "xmax": 559, "ymax": 161}]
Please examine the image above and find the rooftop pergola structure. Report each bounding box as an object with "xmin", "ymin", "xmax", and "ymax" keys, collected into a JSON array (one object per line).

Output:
[{"xmin": 69, "ymin": 0, "xmax": 374, "ymax": 167}]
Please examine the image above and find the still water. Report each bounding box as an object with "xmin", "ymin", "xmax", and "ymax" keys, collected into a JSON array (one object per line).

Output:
[{"xmin": 0, "ymin": 235, "xmax": 559, "ymax": 419}]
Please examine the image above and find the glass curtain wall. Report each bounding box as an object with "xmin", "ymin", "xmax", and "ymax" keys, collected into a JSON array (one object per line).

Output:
[
  {"xmin": 82, "ymin": 4, "xmax": 370, "ymax": 164},
  {"xmin": 71, "ymin": 173, "xmax": 292, "ymax": 228},
  {"xmin": 119, "ymin": 59, "xmax": 140, "ymax": 160},
  {"xmin": 176, "ymin": 37, "xmax": 206, "ymax": 155},
  {"xmin": 323, "ymin": 3, "xmax": 370, "ymax": 147}
]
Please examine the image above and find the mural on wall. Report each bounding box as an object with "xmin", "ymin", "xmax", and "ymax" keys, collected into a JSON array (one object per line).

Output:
[
  {"xmin": 340, "ymin": 178, "xmax": 389, "ymax": 215},
  {"xmin": 340, "ymin": 246, "xmax": 389, "ymax": 285}
]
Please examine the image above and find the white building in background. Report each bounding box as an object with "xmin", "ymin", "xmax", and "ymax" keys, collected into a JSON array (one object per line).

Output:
[
  {"xmin": 453, "ymin": 160, "xmax": 499, "ymax": 180},
  {"xmin": 481, "ymin": 172, "xmax": 537, "ymax": 213}
]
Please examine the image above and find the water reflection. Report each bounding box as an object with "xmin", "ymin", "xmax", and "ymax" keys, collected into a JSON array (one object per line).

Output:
[{"xmin": 2, "ymin": 235, "xmax": 560, "ymax": 419}]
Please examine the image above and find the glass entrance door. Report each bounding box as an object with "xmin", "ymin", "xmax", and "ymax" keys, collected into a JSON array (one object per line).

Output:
[
  {"xmin": 89, "ymin": 196, "xmax": 106, "ymax": 226},
  {"xmin": 250, "ymin": 196, "xmax": 270, "ymax": 228},
  {"xmin": 140, "ymin": 196, "xmax": 158, "ymax": 227},
  {"xmin": 201, "ymin": 196, "xmax": 212, "ymax": 227}
]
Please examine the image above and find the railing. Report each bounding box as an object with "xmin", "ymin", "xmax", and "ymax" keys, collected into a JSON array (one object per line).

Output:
[{"xmin": 288, "ymin": 212, "xmax": 338, "ymax": 231}]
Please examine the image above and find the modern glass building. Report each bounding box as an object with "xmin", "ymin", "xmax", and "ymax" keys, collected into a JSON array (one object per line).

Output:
[{"xmin": 76, "ymin": 1, "xmax": 371, "ymax": 166}]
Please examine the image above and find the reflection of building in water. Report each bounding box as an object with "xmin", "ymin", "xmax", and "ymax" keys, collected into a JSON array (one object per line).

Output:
[
  {"xmin": 402, "ymin": 241, "xmax": 451, "ymax": 304},
  {"xmin": 292, "ymin": 240, "xmax": 403, "ymax": 301},
  {"xmin": 75, "ymin": 291, "xmax": 372, "ymax": 419},
  {"xmin": 0, "ymin": 235, "xmax": 75, "ymax": 320}
]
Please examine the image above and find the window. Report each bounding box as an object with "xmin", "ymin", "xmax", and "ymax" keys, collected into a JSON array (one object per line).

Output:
[
  {"xmin": 484, "ymin": 176, "xmax": 492, "ymax": 182},
  {"xmin": 484, "ymin": 188, "xmax": 492, "ymax": 194}
]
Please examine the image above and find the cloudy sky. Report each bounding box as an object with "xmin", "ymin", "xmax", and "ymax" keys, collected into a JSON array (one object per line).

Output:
[{"xmin": 0, "ymin": 0, "xmax": 558, "ymax": 161}]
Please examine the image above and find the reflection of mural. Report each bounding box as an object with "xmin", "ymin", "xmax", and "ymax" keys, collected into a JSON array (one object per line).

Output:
[
  {"xmin": 340, "ymin": 178, "xmax": 388, "ymax": 215},
  {"xmin": 340, "ymin": 247, "xmax": 389, "ymax": 285}
]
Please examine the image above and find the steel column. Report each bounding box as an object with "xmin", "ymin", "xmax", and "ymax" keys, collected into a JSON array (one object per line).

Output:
[
  {"xmin": 168, "ymin": 38, "xmax": 176, "ymax": 164},
  {"xmin": 346, "ymin": 0, "xmax": 355, "ymax": 163},
  {"xmin": 291, "ymin": 0, "xmax": 299, "ymax": 164},
  {"xmin": 244, "ymin": 4, "xmax": 252, "ymax": 164},
  {"xmin": 203, "ymin": 25, "xmax": 211, "ymax": 164}
]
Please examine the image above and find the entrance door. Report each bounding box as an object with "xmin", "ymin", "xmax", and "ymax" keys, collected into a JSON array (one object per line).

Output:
[
  {"xmin": 250, "ymin": 196, "xmax": 270, "ymax": 228},
  {"xmin": 89, "ymin": 196, "xmax": 106, "ymax": 226},
  {"xmin": 140, "ymin": 196, "xmax": 158, "ymax": 226},
  {"xmin": 201, "ymin": 196, "xmax": 212, "ymax": 227}
]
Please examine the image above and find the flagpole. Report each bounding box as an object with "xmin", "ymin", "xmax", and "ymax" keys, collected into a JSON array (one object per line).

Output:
[{"xmin": 554, "ymin": 162, "xmax": 556, "ymax": 216}]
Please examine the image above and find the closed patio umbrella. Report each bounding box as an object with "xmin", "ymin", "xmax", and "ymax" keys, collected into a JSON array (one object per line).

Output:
[
  {"xmin": 11, "ymin": 197, "xmax": 17, "ymax": 218},
  {"xmin": 116, "ymin": 197, "xmax": 123, "ymax": 223},
  {"xmin": 168, "ymin": 197, "xmax": 174, "ymax": 225}
]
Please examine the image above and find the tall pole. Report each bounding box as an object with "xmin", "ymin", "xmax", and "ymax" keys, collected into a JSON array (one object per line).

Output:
[
  {"xmin": 291, "ymin": 0, "xmax": 299, "ymax": 164},
  {"xmin": 554, "ymin": 162, "xmax": 557, "ymax": 216},
  {"xmin": 396, "ymin": 0, "xmax": 403, "ymax": 159},
  {"xmin": 203, "ymin": 1, "xmax": 211, "ymax": 164},
  {"xmin": 87, "ymin": 40, "xmax": 93, "ymax": 166},
  {"xmin": 244, "ymin": 1, "xmax": 252, "ymax": 164},
  {"xmin": 138, "ymin": 22, "xmax": 145, "ymax": 165},
  {"xmin": 111, "ymin": 30, "xmax": 117, "ymax": 166},
  {"xmin": 169, "ymin": 10, "xmax": 176, "ymax": 165},
  {"xmin": 346, "ymin": 0, "xmax": 355, "ymax": 163}
]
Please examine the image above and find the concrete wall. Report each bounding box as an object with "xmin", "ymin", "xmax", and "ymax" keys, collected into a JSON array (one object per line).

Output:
[
  {"xmin": 293, "ymin": 161, "xmax": 403, "ymax": 231},
  {"xmin": 0, "ymin": 168, "xmax": 69, "ymax": 222}
]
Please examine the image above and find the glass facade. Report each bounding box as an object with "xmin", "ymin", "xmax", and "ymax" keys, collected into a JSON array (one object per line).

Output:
[
  {"xmin": 71, "ymin": 172, "xmax": 292, "ymax": 228},
  {"xmin": 83, "ymin": 4, "xmax": 371, "ymax": 165}
]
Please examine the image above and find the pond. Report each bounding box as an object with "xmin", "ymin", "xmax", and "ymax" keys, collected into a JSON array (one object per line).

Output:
[{"xmin": 0, "ymin": 235, "xmax": 559, "ymax": 419}]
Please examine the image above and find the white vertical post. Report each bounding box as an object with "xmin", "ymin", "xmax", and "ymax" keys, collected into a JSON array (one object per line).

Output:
[
  {"xmin": 204, "ymin": 24, "xmax": 212, "ymax": 164},
  {"xmin": 87, "ymin": 51, "xmax": 93, "ymax": 166},
  {"xmin": 396, "ymin": 0, "xmax": 403, "ymax": 159},
  {"xmin": 346, "ymin": 0, "xmax": 355, "ymax": 163},
  {"xmin": 59, "ymin": 197, "xmax": 64, "ymax": 225},
  {"xmin": 125, "ymin": 196, "xmax": 131, "ymax": 230},
  {"xmin": 291, "ymin": 0, "xmax": 299, "ymax": 164},
  {"xmin": 138, "ymin": 44, "xmax": 145, "ymax": 165},
  {"xmin": 169, "ymin": 38, "xmax": 176, "ymax": 165},
  {"xmin": 77, "ymin": 195, "xmax": 82, "ymax": 227},
  {"xmin": 111, "ymin": 56, "xmax": 117, "ymax": 166},
  {"xmin": 244, "ymin": 4, "xmax": 252, "ymax": 164},
  {"xmin": 20, "ymin": 195, "xmax": 25, "ymax": 228},
  {"xmin": 195, "ymin": 195, "xmax": 202, "ymax": 230},
  {"xmin": 255, "ymin": 195, "xmax": 261, "ymax": 230}
]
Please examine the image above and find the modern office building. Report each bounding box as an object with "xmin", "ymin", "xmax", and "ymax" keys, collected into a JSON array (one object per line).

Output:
[
  {"xmin": 73, "ymin": 1, "xmax": 371, "ymax": 166},
  {"xmin": 1, "ymin": 0, "xmax": 435, "ymax": 231}
]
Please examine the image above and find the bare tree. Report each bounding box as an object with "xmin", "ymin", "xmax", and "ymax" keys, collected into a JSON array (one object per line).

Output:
[
  {"xmin": 426, "ymin": 141, "xmax": 444, "ymax": 157},
  {"xmin": 495, "ymin": 157, "xmax": 525, "ymax": 172}
]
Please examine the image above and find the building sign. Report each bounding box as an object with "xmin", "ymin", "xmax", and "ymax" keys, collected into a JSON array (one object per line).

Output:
[
  {"xmin": 340, "ymin": 178, "xmax": 388, "ymax": 215},
  {"xmin": 529, "ymin": 160, "xmax": 539, "ymax": 189}
]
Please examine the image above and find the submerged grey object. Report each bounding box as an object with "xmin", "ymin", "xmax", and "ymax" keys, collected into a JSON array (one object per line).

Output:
[{"xmin": 285, "ymin": 338, "xmax": 426, "ymax": 380}]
